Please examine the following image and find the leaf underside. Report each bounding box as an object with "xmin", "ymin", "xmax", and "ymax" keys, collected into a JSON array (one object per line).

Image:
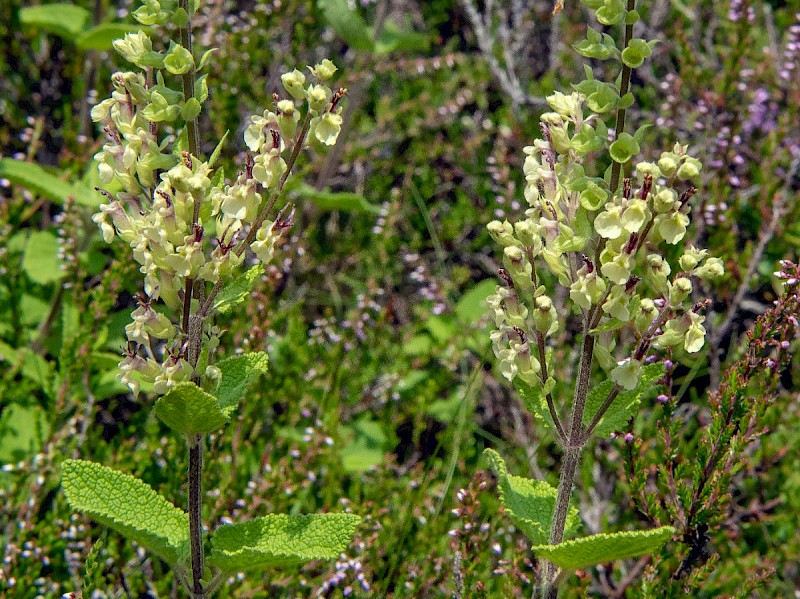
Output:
[
  {"xmin": 61, "ymin": 459, "xmax": 189, "ymax": 566},
  {"xmin": 208, "ymin": 513, "xmax": 362, "ymax": 573}
]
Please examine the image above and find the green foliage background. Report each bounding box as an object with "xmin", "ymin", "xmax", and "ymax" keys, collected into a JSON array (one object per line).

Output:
[{"xmin": 1, "ymin": 0, "xmax": 799, "ymax": 596}]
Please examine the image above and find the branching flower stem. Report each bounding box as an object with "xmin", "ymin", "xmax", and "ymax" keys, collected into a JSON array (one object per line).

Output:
[
  {"xmin": 542, "ymin": 3, "xmax": 641, "ymax": 595},
  {"xmin": 196, "ymin": 112, "xmax": 314, "ymax": 320},
  {"xmin": 175, "ymin": 2, "xmax": 206, "ymax": 594}
]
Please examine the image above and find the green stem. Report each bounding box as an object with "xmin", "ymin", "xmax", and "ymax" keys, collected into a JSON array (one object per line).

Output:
[
  {"xmin": 608, "ymin": 0, "xmax": 637, "ymax": 194},
  {"xmin": 179, "ymin": 0, "xmax": 201, "ymax": 339}
]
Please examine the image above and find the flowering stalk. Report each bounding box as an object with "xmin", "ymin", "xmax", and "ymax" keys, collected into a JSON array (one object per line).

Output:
[
  {"xmin": 87, "ymin": 1, "xmax": 346, "ymax": 594},
  {"xmin": 483, "ymin": 0, "xmax": 725, "ymax": 596}
]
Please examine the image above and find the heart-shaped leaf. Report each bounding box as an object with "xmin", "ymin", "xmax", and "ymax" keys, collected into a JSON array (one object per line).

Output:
[{"xmin": 62, "ymin": 460, "xmax": 189, "ymax": 566}]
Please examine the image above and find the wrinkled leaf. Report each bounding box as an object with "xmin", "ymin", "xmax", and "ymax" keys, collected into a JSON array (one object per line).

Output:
[
  {"xmin": 532, "ymin": 526, "xmax": 674, "ymax": 570},
  {"xmin": 514, "ymin": 378, "xmax": 555, "ymax": 431},
  {"xmin": 213, "ymin": 264, "xmax": 264, "ymax": 315},
  {"xmin": 583, "ymin": 363, "xmax": 665, "ymax": 438},
  {"xmin": 484, "ymin": 449, "xmax": 579, "ymax": 546},
  {"xmin": 209, "ymin": 513, "xmax": 361, "ymax": 572},
  {"xmin": 62, "ymin": 460, "xmax": 189, "ymax": 565},
  {"xmin": 214, "ymin": 352, "xmax": 269, "ymax": 413},
  {"xmin": 154, "ymin": 382, "xmax": 230, "ymax": 434}
]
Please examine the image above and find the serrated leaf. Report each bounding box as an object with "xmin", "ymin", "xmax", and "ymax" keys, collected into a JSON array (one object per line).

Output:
[
  {"xmin": 318, "ymin": 0, "xmax": 374, "ymax": 52},
  {"xmin": 212, "ymin": 264, "xmax": 264, "ymax": 315},
  {"xmin": 514, "ymin": 378, "xmax": 555, "ymax": 431},
  {"xmin": 583, "ymin": 363, "xmax": 664, "ymax": 438},
  {"xmin": 62, "ymin": 459, "xmax": 189, "ymax": 565},
  {"xmin": 76, "ymin": 23, "xmax": 144, "ymax": 50},
  {"xmin": 215, "ymin": 352, "xmax": 269, "ymax": 413},
  {"xmin": 208, "ymin": 513, "xmax": 361, "ymax": 573},
  {"xmin": 154, "ymin": 382, "xmax": 230, "ymax": 434},
  {"xmin": 531, "ymin": 526, "xmax": 674, "ymax": 570},
  {"xmin": 454, "ymin": 279, "xmax": 496, "ymax": 323},
  {"xmin": 0, "ymin": 158, "xmax": 97, "ymax": 207},
  {"xmin": 23, "ymin": 231, "xmax": 66, "ymax": 284},
  {"xmin": 19, "ymin": 3, "xmax": 89, "ymax": 40},
  {"xmin": 484, "ymin": 449, "xmax": 579, "ymax": 546},
  {"xmin": 296, "ymin": 184, "xmax": 380, "ymax": 214}
]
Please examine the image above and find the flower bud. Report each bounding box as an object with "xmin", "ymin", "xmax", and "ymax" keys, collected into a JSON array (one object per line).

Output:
[
  {"xmin": 503, "ymin": 246, "xmax": 533, "ymax": 293},
  {"xmin": 307, "ymin": 84, "xmax": 332, "ymax": 113},
  {"xmin": 281, "ymin": 69, "xmax": 307, "ymax": 100},
  {"xmin": 678, "ymin": 246, "xmax": 708, "ymax": 271},
  {"xmin": 676, "ymin": 156, "xmax": 702, "ymax": 179},
  {"xmin": 668, "ymin": 276, "xmax": 693, "ymax": 306},
  {"xmin": 653, "ymin": 188, "xmax": 677, "ymax": 213},
  {"xmin": 635, "ymin": 162, "xmax": 662, "ymax": 179},
  {"xmin": 634, "ymin": 298, "xmax": 658, "ymax": 333},
  {"xmin": 513, "ymin": 219, "xmax": 541, "ymax": 251},
  {"xmin": 487, "ymin": 220, "xmax": 517, "ymax": 247},
  {"xmin": 310, "ymin": 59, "xmax": 337, "ymax": 80},
  {"xmin": 533, "ymin": 295, "xmax": 558, "ymax": 335},
  {"xmin": 694, "ymin": 256, "xmax": 724, "ymax": 280},
  {"xmin": 657, "ymin": 152, "xmax": 679, "ymax": 177}
]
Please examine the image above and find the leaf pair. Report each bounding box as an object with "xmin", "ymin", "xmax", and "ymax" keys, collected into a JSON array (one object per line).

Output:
[
  {"xmin": 62, "ymin": 460, "xmax": 361, "ymax": 572},
  {"xmin": 484, "ymin": 450, "xmax": 673, "ymax": 571}
]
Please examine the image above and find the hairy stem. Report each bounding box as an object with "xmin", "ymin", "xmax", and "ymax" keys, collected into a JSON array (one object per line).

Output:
[
  {"xmin": 188, "ymin": 434, "xmax": 205, "ymax": 597},
  {"xmin": 541, "ymin": 323, "xmax": 596, "ymax": 595}
]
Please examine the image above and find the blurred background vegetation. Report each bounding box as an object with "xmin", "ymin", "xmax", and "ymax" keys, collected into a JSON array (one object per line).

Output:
[{"xmin": 0, "ymin": 0, "xmax": 798, "ymax": 596}]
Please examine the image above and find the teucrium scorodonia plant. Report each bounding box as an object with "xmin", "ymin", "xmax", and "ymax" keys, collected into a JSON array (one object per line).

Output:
[
  {"xmin": 483, "ymin": 0, "xmax": 723, "ymax": 596},
  {"xmin": 60, "ymin": 1, "xmax": 359, "ymax": 596}
]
